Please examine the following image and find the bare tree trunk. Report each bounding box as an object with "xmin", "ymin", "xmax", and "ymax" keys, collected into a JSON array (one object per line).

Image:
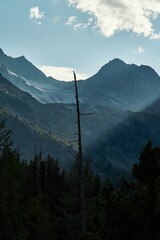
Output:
[{"xmin": 73, "ymin": 71, "xmax": 86, "ymax": 240}]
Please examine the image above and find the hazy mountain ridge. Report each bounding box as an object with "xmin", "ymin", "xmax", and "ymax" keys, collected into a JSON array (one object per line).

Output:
[
  {"xmin": 0, "ymin": 72, "xmax": 129, "ymax": 146},
  {"xmin": 0, "ymin": 49, "xmax": 76, "ymax": 104},
  {"xmin": 0, "ymin": 49, "xmax": 48, "ymax": 83},
  {"xmin": 0, "ymin": 72, "xmax": 131, "ymax": 173},
  {"xmin": 1, "ymin": 49, "xmax": 160, "ymax": 111},
  {"xmin": 78, "ymin": 59, "xmax": 160, "ymax": 110},
  {"xmin": 1, "ymin": 49, "xmax": 160, "ymax": 174}
]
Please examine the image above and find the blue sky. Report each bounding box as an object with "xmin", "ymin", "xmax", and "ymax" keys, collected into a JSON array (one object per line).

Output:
[{"xmin": 0, "ymin": 0, "xmax": 160, "ymax": 80}]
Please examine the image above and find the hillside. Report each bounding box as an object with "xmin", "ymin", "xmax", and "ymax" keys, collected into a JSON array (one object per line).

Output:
[
  {"xmin": 1, "ymin": 49, "xmax": 160, "ymax": 174},
  {"xmin": 0, "ymin": 72, "xmax": 131, "ymax": 174},
  {"xmin": 85, "ymin": 107, "xmax": 160, "ymax": 172},
  {"xmin": 0, "ymin": 105, "xmax": 74, "ymax": 167}
]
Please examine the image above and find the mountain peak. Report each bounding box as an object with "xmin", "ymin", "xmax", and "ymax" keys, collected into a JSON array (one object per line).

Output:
[
  {"xmin": 19, "ymin": 55, "xmax": 26, "ymax": 59},
  {"xmin": 16, "ymin": 55, "xmax": 27, "ymax": 62},
  {"xmin": 109, "ymin": 58, "xmax": 126, "ymax": 66},
  {"xmin": 98, "ymin": 58, "xmax": 127, "ymax": 75}
]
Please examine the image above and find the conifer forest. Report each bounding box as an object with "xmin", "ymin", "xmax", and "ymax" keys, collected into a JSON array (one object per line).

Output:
[{"xmin": 1, "ymin": 120, "xmax": 160, "ymax": 240}]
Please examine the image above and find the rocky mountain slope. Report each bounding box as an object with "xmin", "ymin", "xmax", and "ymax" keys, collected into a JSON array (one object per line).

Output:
[
  {"xmin": 1, "ymin": 49, "xmax": 160, "ymax": 111},
  {"xmin": 79, "ymin": 59, "xmax": 160, "ymax": 110},
  {"xmin": 0, "ymin": 72, "xmax": 130, "ymax": 174},
  {"xmin": 1, "ymin": 49, "xmax": 160, "ymax": 175},
  {"xmin": 0, "ymin": 49, "xmax": 75, "ymax": 104}
]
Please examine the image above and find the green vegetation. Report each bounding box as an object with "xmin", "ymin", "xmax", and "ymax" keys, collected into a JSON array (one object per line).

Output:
[{"xmin": 0, "ymin": 121, "xmax": 160, "ymax": 240}]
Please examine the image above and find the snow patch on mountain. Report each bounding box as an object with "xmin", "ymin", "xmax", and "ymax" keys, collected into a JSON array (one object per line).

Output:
[
  {"xmin": 7, "ymin": 69, "xmax": 18, "ymax": 77},
  {"xmin": 16, "ymin": 75, "xmax": 78, "ymax": 104},
  {"xmin": 110, "ymin": 99, "xmax": 119, "ymax": 105}
]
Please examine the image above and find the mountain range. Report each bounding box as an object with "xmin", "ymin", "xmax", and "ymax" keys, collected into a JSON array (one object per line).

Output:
[
  {"xmin": 1, "ymin": 48, "xmax": 160, "ymax": 177},
  {"xmin": 1, "ymin": 48, "xmax": 160, "ymax": 111}
]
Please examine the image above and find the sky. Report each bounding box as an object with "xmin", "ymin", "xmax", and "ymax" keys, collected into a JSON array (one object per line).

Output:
[{"xmin": 0, "ymin": 0, "xmax": 160, "ymax": 81}]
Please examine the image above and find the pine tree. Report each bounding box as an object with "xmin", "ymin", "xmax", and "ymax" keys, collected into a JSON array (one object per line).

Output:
[
  {"xmin": 132, "ymin": 141, "xmax": 160, "ymax": 240},
  {"xmin": 0, "ymin": 121, "xmax": 28, "ymax": 240}
]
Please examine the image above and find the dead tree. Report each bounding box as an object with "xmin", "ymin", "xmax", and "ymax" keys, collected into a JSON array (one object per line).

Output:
[{"xmin": 73, "ymin": 71, "xmax": 86, "ymax": 240}]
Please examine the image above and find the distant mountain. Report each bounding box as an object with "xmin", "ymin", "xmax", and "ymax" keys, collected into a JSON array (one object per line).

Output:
[
  {"xmin": 0, "ymin": 72, "xmax": 129, "ymax": 146},
  {"xmin": 0, "ymin": 73, "xmax": 75, "ymax": 165},
  {"xmin": 0, "ymin": 49, "xmax": 49, "ymax": 83},
  {"xmin": 0, "ymin": 49, "xmax": 76, "ymax": 104},
  {"xmin": 1, "ymin": 49, "xmax": 160, "ymax": 111},
  {"xmin": 79, "ymin": 59, "xmax": 160, "ymax": 110},
  {"xmin": 0, "ymin": 72, "xmax": 132, "ymax": 172},
  {"xmin": 0, "ymin": 59, "xmax": 48, "ymax": 103},
  {"xmin": 0, "ymin": 72, "xmax": 74, "ymax": 141},
  {"xmin": 2, "ymin": 48, "xmax": 160, "ymax": 176}
]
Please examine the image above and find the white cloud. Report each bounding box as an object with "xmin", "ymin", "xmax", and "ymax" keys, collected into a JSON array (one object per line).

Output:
[
  {"xmin": 74, "ymin": 23, "xmax": 83, "ymax": 30},
  {"xmin": 29, "ymin": 7, "xmax": 44, "ymax": 24},
  {"xmin": 67, "ymin": 0, "xmax": 160, "ymax": 39},
  {"xmin": 66, "ymin": 16, "xmax": 77, "ymax": 26},
  {"xmin": 138, "ymin": 46, "xmax": 145, "ymax": 54},
  {"xmin": 66, "ymin": 16, "xmax": 93, "ymax": 30},
  {"xmin": 150, "ymin": 33, "xmax": 160, "ymax": 39},
  {"xmin": 38, "ymin": 65, "xmax": 89, "ymax": 81}
]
